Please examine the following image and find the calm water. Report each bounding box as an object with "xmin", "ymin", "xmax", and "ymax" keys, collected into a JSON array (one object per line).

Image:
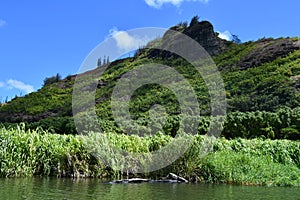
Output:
[{"xmin": 0, "ymin": 178, "xmax": 299, "ymax": 200}]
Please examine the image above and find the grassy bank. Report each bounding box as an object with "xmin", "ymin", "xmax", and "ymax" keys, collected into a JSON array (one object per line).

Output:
[{"xmin": 0, "ymin": 125, "xmax": 299, "ymax": 186}]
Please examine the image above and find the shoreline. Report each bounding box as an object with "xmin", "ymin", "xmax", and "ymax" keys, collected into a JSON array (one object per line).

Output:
[{"xmin": 0, "ymin": 125, "xmax": 299, "ymax": 186}]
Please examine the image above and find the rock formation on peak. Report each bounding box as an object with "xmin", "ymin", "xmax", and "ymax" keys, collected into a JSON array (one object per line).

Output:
[{"xmin": 145, "ymin": 17, "xmax": 229, "ymax": 58}]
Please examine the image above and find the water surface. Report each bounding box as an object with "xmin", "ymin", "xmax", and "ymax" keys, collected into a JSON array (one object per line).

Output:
[{"xmin": 0, "ymin": 178, "xmax": 299, "ymax": 200}]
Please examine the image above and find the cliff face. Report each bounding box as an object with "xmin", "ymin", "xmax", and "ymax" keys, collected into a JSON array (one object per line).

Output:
[
  {"xmin": 237, "ymin": 38, "xmax": 300, "ymax": 70},
  {"xmin": 145, "ymin": 20, "xmax": 228, "ymax": 59},
  {"xmin": 182, "ymin": 20, "xmax": 227, "ymax": 56}
]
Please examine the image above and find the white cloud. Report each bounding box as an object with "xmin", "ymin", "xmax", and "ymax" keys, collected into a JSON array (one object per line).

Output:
[
  {"xmin": 7, "ymin": 79, "xmax": 34, "ymax": 94},
  {"xmin": 145, "ymin": 0, "xmax": 209, "ymax": 8},
  {"xmin": 0, "ymin": 19, "xmax": 7, "ymax": 28},
  {"xmin": 0, "ymin": 82, "xmax": 4, "ymax": 88},
  {"xmin": 108, "ymin": 27, "xmax": 151, "ymax": 52},
  {"xmin": 218, "ymin": 30, "xmax": 232, "ymax": 41}
]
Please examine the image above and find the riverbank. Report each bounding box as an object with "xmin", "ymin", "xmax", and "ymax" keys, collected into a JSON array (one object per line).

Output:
[{"xmin": 0, "ymin": 125, "xmax": 299, "ymax": 186}]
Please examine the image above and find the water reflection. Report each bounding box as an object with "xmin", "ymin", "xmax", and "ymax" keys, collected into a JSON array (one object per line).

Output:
[{"xmin": 0, "ymin": 178, "xmax": 299, "ymax": 200}]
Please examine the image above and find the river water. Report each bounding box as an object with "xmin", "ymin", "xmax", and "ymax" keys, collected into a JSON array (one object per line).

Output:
[{"xmin": 0, "ymin": 178, "xmax": 299, "ymax": 200}]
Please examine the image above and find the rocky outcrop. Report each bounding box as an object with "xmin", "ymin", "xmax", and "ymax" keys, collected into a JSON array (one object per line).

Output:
[
  {"xmin": 182, "ymin": 20, "xmax": 227, "ymax": 56},
  {"xmin": 143, "ymin": 19, "xmax": 228, "ymax": 59},
  {"xmin": 237, "ymin": 38, "xmax": 300, "ymax": 70}
]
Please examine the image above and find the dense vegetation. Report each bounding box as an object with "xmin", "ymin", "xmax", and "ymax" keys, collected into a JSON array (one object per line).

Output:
[
  {"xmin": 0, "ymin": 18, "xmax": 299, "ymax": 186},
  {"xmin": 1, "ymin": 36, "xmax": 300, "ymax": 140},
  {"xmin": 0, "ymin": 125, "xmax": 299, "ymax": 186},
  {"xmin": 3, "ymin": 106, "xmax": 299, "ymax": 140}
]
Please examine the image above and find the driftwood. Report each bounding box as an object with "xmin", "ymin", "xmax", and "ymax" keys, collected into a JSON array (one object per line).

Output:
[
  {"xmin": 109, "ymin": 173, "xmax": 188, "ymax": 184},
  {"xmin": 167, "ymin": 173, "xmax": 189, "ymax": 183}
]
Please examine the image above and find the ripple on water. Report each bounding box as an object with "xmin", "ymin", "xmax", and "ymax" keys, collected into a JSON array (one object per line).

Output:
[{"xmin": 0, "ymin": 178, "xmax": 299, "ymax": 200}]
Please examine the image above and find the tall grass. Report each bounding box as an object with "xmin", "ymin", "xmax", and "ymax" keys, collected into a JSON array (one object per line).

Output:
[
  {"xmin": 0, "ymin": 125, "xmax": 299, "ymax": 186},
  {"xmin": 0, "ymin": 124, "xmax": 105, "ymax": 178}
]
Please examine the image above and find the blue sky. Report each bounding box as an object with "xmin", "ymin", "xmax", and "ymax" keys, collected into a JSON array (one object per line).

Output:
[{"xmin": 0, "ymin": 0, "xmax": 300, "ymax": 101}]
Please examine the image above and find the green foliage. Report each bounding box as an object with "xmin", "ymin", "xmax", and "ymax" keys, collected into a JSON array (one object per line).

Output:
[
  {"xmin": 0, "ymin": 124, "xmax": 102, "ymax": 178},
  {"xmin": 0, "ymin": 81, "xmax": 73, "ymax": 121},
  {"xmin": 2, "ymin": 19, "xmax": 300, "ymax": 185},
  {"xmin": 5, "ymin": 45, "xmax": 300, "ymax": 119},
  {"xmin": 213, "ymin": 41, "xmax": 257, "ymax": 71},
  {"xmin": 43, "ymin": 73, "xmax": 62, "ymax": 86},
  {"xmin": 85, "ymin": 107, "xmax": 300, "ymax": 140},
  {"xmin": 26, "ymin": 117, "xmax": 76, "ymax": 135},
  {"xmin": 222, "ymin": 50, "xmax": 300, "ymax": 111},
  {"xmin": 1, "ymin": 125, "xmax": 299, "ymax": 186},
  {"xmin": 198, "ymin": 151, "xmax": 300, "ymax": 186},
  {"xmin": 2, "ymin": 35, "xmax": 300, "ymax": 141},
  {"xmin": 85, "ymin": 45, "xmax": 300, "ymax": 134},
  {"xmin": 221, "ymin": 107, "xmax": 300, "ymax": 140}
]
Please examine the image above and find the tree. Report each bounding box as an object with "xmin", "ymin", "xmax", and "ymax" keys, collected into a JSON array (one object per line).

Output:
[
  {"xmin": 190, "ymin": 15, "xmax": 200, "ymax": 27},
  {"xmin": 103, "ymin": 56, "xmax": 107, "ymax": 65},
  {"xmin": 171, "ymin": 21, "xmax": 188, "ymax": 32},
  {"xmin": 43, "ymin": 73, "xmax": 62, "ymax": 86},
  {"xmin": 55, "ymin": 73, "xmax": 61, "ymax": 82},
  {"xmin": 232, "ymin": 34, "xmax": 242, "ymax": 44},
  {"xmin": 97, "ymin": 58, "xmax": 102, "ymax": 67}
]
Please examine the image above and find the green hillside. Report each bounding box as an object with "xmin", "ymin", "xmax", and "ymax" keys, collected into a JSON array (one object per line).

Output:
[{"xmin": 1, "ymin": 18, "xmax": 300, "ymax": 139}]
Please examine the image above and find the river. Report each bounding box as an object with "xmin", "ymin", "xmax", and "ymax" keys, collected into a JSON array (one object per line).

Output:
[{"xmin": 0, "ymin": 178, "xmax": 299, "ymax": 199}]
